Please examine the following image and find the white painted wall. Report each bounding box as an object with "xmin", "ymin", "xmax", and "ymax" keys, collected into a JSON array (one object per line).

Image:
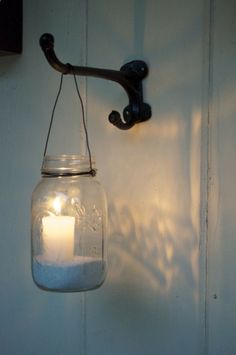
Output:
[
  {"xmin": 0, "ymin": 1, "xmax": 87, "ymax": 354},
  {"xmin": 86, "ymin": 0, "xmax": 204, "ymax": 354},
  {"xmin": 0, "ymin": 0, "xmax": 235, "ymax": 354},
  {"xmin": 207, "ymin": 0, "xmax": 236, "ymax": 354}
]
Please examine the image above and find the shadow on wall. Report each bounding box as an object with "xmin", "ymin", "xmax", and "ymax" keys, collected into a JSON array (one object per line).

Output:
[
  {"xmin": 108, "ymin": 202, "xmax": 198, "ymax": 299},
  {"xmin": 87, "ymin": 4, "xmax": 203, "ymax": 338},
  {"xmin": 103, "ymin": 109, "xmax": 201, "ymax": 308}
]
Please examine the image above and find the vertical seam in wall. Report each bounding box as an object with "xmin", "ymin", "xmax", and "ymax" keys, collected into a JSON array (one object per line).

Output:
[
  {"xmin": 205, "ymin": 1, "xmax": 214, "ymax": 354},
  {"xmin": 82, "ymin": 294, "xmax": 87, "ymax": 355},
  {"xmin": 82, "ymin": 1, "xmax": 88, "ymax": 355},
  {"xmin": 200, "ymin": 0, "xmax": 214, "ymax": 354},
  {"xmin": 85, "ymin": 0, "xmax": 88, "ymax": 126},
  {"xmin": 79, "ymin": 0, "xmax": 89, "ymax": 157}
]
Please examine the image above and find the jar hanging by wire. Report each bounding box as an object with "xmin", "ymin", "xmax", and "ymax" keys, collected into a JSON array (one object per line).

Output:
[{"xmin": 31, "ymin": 155, "xmax": 107, "ymax": 292}]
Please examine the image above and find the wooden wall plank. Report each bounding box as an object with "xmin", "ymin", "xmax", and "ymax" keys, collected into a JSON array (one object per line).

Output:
[
  {"xmin": 86, "ymin": 1, "xmax": 205, "ymax": 354},
  {"xmin": 0, "ymin": 1, "xmax": 87, "ymax": 354},
  {"xmin": 207, "ymin": 0, "xmax": 236, "ymax": 354}
]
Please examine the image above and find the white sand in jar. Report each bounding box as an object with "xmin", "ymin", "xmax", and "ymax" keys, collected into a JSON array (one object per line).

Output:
[{"xmin": 33, "ymin": 256, "xmax": 105, "ymax": 291}]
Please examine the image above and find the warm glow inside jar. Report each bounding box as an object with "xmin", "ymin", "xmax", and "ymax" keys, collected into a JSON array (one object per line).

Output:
[{"xmin": 31, "ymin": 155, "xmax": 107, "ymax": 292}]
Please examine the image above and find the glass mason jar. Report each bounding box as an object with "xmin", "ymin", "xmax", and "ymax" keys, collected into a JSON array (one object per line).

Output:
[{"xmin": 31, "ymin": 155, "xmax": 107, "ymax": 292}]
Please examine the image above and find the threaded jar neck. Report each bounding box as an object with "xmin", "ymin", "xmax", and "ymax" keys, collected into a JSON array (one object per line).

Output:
[{"xmin": 41, "ymin": 155, "xmax": 96, "ymax": 177}]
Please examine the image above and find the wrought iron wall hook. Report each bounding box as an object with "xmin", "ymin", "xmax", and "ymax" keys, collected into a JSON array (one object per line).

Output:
[{"xmin": 39, "ymin": 33, "xmax": 151, "ymax": 130}]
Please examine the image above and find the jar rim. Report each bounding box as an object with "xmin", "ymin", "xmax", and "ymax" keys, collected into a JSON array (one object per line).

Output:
[
  {"xmin": 43, "ymin": 154, "xmax": 95, "ymax": 161},
  {"xmin": 41, "ymin": 155, "xmax": 95, "ymax": 176}
]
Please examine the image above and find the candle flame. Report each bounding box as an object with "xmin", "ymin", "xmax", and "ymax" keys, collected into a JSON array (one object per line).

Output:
[{"xmin": 53, "ymin": 197, "xmax": 61, "ymax": 214}]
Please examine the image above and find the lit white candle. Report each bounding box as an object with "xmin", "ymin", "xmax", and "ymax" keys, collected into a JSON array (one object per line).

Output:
[{"xmin": 42, "ymin": 216, "xmax": 75, "ymax": 263}]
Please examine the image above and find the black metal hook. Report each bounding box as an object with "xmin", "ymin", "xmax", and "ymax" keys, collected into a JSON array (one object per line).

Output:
[{"xmin": 39, "ymin": 33, "xmax": 151, "ymax": 130}]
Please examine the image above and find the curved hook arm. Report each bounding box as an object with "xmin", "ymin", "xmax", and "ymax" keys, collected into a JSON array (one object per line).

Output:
[{"xmin": 40, "ymin": 33, "xmax": 151, "ymax": 129}]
